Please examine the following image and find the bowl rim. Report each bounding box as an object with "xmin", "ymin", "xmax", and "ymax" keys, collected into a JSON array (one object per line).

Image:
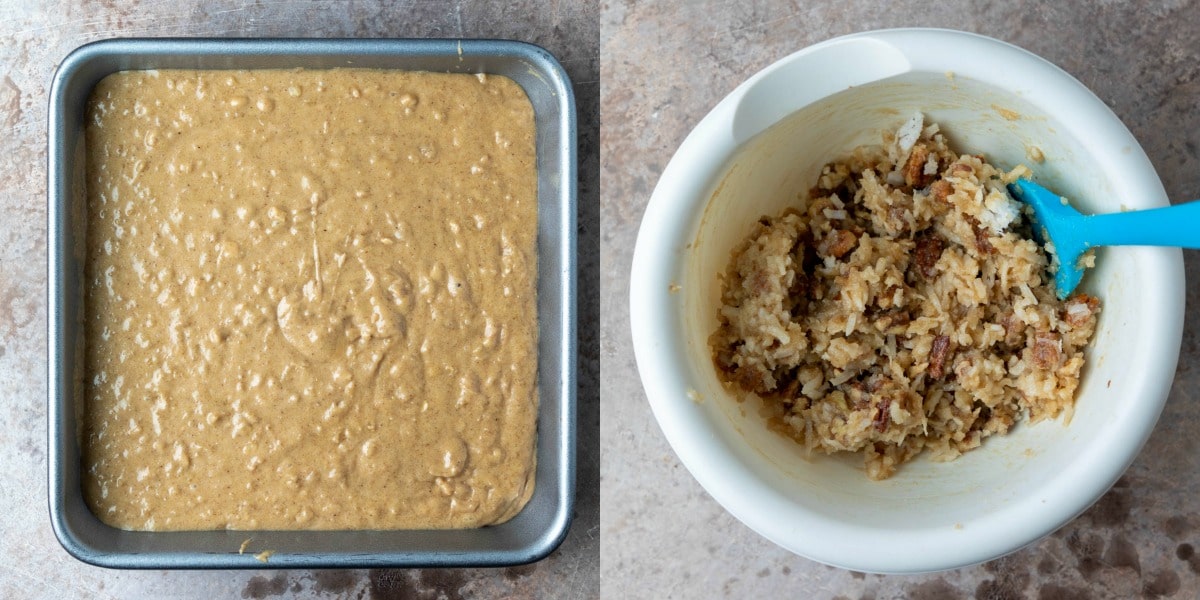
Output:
[{"xmin": 629, "ymin": 27, "xmax": 1184, "ymax": 574}]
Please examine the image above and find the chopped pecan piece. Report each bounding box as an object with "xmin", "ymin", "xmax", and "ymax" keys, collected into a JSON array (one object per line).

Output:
[
  {"xmin": 1032, "ymin": 331, "xmax": 1062, "ymax": 369},
  {"xmin": 966, "ymin": 215, "xmax": 995, "ymax": 254},
  {"xmin": 846, "ymin": 381, "xmax": 870, "ymax": 410},
  {"xmin": 1062, "ymin": 294, "xmax": 1101, "ymax": 327},
  {"xmin": 912, "ymin": 233, "xmax": 945, "ymax": 278},
  {"xmin": 873, "ymin": 398, "xmax": 892, "ymax": 432},
  {"xmin": 874, "ymin": 309, "xmax": 911, "ymax": 333},
  {"xmin": 929, "ymin": 335, "xmax": 952, "ymax": 379},
  {"xmin": 1000, "ymin": 312, "xmax": 1026, "ymax": 347},
  {"xmin": 930, "ymin": 179, "xmax": 953, "ymax": 202},
  {"xmin": 818, "ymin": 229, "xmax": 858, "ymax": 259},
  {"xmin": 876, "ymin": 284, "xmax": 903, "ymax": 310},
  {"xmin": 904, "ymin": 144, "xmax": 932, "ymax": 187},
  {"xmin": 733, "ymin": 362, "xmax": 772, "ymax": 394}
]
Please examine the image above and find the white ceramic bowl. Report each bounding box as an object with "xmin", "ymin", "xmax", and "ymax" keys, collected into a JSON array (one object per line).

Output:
[{"xmin": 629, "ymin": 28, "xmax": 1185, "ymax": 573}]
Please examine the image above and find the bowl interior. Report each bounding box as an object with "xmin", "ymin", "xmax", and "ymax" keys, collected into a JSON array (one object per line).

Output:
[{"xmin": 682, "ymin": 71, "xmax": 1163, "ymax": 532}]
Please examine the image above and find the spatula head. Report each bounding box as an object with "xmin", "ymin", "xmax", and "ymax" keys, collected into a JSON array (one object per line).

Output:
[{"xmin": 1007, "ymin": 179, "xmax": 1088, "ymax": 300}]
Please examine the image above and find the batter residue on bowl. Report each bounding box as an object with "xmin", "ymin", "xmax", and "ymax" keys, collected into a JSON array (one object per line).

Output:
[
  {"xmin": 83, "ymin": 69, "xmax": 538, "ymax": 530},
  {"xmin": 710, "ymin": 114, "xmax": 1100, "ymax": 479}
]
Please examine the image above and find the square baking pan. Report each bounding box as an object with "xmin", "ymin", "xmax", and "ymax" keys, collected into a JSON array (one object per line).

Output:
[{"xmin": 47, "ymin": 38, "xmax": 576, "ymax": 569}]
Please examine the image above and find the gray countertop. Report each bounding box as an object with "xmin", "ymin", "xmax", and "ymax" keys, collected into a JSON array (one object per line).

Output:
[
  {"xmin": 601, "ymin": 1, "xmax": 1200, "ymax": 599},
  {"xmin": 12, "ymin": 0, "xmax": 1200, "ymax": 597},
  {"xmin": 0, "ymin": 1, "xmax": 598, "ymax": 598}
]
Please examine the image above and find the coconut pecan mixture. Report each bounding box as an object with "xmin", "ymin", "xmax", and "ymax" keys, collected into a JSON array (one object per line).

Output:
[{"xmin": 711, "ymin": 114, "xmax": 1100, "ymax": 479}]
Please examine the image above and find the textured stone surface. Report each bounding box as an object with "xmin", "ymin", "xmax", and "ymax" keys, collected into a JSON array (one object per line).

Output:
[
  {"xmin": 601, "ymin": 1, "xmax": 1200, "ymax": 598},
  {"xmin": 0, "ymin": 1, "xmax": 597, "ymax": 598}
]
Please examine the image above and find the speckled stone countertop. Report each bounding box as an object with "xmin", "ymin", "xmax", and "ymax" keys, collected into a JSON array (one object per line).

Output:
[
  {"xmin": 601, "ymin": 2, "xmax": 1200, "ymax": 599},
  {"xmin": 0, "ymin": 1, "xmax": 597, "ymax": 598}
]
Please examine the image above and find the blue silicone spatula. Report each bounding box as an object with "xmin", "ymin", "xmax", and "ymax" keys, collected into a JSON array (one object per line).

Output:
[{"xmin": 1007, "ymin": 179, "xmax": 1200, "ymax": 300}]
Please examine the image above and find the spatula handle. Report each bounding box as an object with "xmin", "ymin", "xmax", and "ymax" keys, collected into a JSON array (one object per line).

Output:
[{"xmin": 1084, "ymin": 201, "xmax": 1200, "ymax": 249}]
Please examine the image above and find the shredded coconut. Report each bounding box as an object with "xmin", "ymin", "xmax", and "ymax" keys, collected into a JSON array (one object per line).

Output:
[{"xmin": 711, "ymin": 116, "xmax": 1100, "ymax": 480}]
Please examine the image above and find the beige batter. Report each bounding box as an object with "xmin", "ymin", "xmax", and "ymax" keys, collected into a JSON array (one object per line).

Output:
[{"xmin": 82, "ymin": 69, "xmax": 538, "ymax": 530}]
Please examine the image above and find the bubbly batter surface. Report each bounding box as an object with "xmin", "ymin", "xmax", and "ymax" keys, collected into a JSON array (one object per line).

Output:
[{"xmin": 82, "ymin": 69, "xmax": 538, "ymax": 530}]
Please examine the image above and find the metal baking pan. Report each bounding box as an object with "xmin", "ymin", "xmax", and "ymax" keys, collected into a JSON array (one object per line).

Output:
[{"xmin": 47, "ymin": 38, "xmax": 576, "ymax": 569}]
